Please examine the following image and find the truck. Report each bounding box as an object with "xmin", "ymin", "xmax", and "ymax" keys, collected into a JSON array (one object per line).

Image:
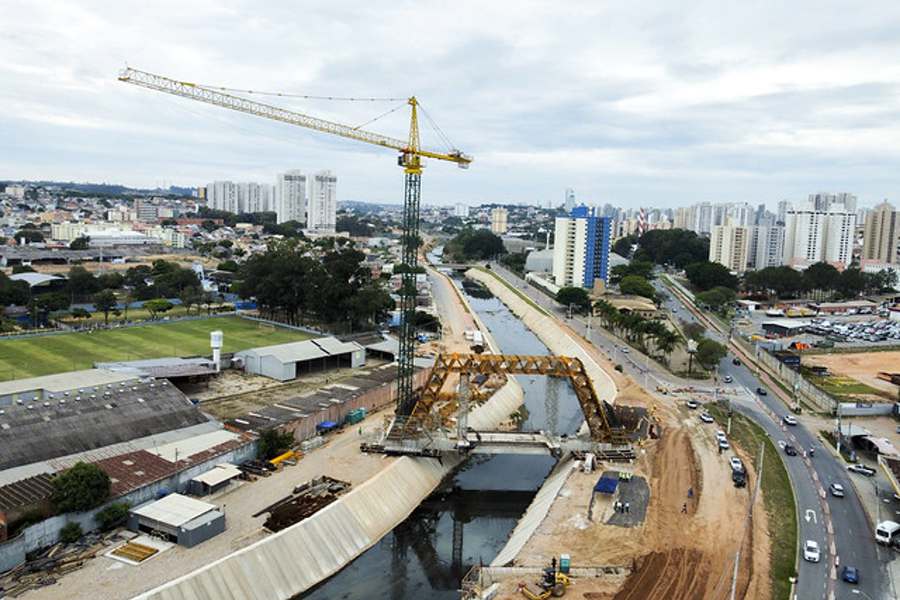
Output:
[{"xmin": 875, "ymin": 520, "xmax": 900, "ymax": 545}]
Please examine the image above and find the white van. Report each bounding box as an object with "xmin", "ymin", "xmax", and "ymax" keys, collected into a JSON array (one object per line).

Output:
[{"xmin": 875, "ymin": 521, "xmax": 900, "ymax": 545}]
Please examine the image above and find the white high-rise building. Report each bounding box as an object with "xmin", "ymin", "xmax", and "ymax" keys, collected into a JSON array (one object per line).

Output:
[
  {"xmin": 782, "ymin": 201, "xmax": 856, "ymax": 269},
  {"xmin": 564, "ymin": 189, "xmax": 576, "ymax": 214},
  {"xmin": 692, "ymin": 202, "xmax": 713, "ymax": 234},
  {"xmin": 237, "ymin": 182, "xmax": 273, "ymax": 214},
  {"xmin": 748, "ymin": 225, "xmax": 785, "ymax": 270},
  {"xmin": 709, "ymin": 223, "xmax": 750, "ymax": 273},
  {"xmin": 490, "ymin": 207, "xmax": 509, "ymax": 234},
  {"xmin": 307, "ymin": 170, "xmax": 337, "ymax": 233},
  {"xmin": 809, "ymin": 192, "xmax": 857, "ymax": 213},
  {"xmin": 454, "ymin": 203, "xmax": 469, "ymax": 218},
  {"xmin": 274, "ymin": 170, "xmax": 307, "ymax": 224},
  {"xmin": 777, "ymin": 200, "xmax": 792, "ymax": 224},
  {"xmin": 207, "ymin": 181, "xmax": 238, "ymax": 213}
]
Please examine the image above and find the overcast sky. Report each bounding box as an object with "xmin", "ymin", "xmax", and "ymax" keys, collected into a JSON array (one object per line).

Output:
[{"xmin": 3, "ymin": 1, "xmax": 900, "ymax": 208}]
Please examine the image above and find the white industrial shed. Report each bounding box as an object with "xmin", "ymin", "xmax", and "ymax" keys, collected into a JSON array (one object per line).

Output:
[
  {"xmin": 234, "ymin": 337, "xmax": 365, "ymax": 381},
  {"xmin": 128, "ymin": 493, "xmax": 225, "ymax": 547}
]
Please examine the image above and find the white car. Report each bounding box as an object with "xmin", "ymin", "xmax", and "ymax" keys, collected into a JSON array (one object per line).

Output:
[
  {"xmin": 686, "ymin": 400, "xmax": 700, "ymax": 409},
  {"xmin": 722, "ymin": 375, "xmax": 733, "ymax": 383},
  {"xmin": 803, "ymin": 540, "xmax": 821, "ymax": 563},
  {"xmin": 830, "ymin": 483, "xmax": 845, "ymax": 498},
  {"xmin": 729, "ymin": 456, "xmax": 744, "ymax": 472},
  {"xmin": 718, "ymin": 439, "xmax": 730, "ymax": 451},
  {"xmin": 782, "ymin": 415, "xmax": 798, "ymax": 426},
  {"xmin": 716, "ymin": 431, "xmax": 728, "ymax": 443},
  {"xmin": 621, "ymin": 347, "xmax": 630, "ymax": 354},
  {"xmin": 699, "ymin": 412, "xmax": 714, "ymax": 424}
]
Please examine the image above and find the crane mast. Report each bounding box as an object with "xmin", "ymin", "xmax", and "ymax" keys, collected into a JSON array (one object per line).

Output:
[{"xmin": 118, "ymin": 67, "xmax": 471, "ymax": 416}]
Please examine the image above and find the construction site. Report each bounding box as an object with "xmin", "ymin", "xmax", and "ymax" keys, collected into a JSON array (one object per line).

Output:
[{"xmin": 0, "ymin": 68, "xmax": 775, "ymax": 600}]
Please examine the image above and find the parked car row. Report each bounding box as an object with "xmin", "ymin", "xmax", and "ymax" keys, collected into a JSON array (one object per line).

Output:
[{"xmin": 806, "ymin": 317, "xmax": 900, "ymax": 344}]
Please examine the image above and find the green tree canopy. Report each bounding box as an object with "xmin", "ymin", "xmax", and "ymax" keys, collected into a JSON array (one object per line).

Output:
[
  {"xmin": 744, "ymin": 266, "xmax": 804, "ymax": 298},
  {"xmin": 681, "ymin": 321, "xmax": 706, "ymax": 341},
  {"xmin": 445, "ymin": 229, "xmax": 506, "ymax": 261},
  {"xmin": 618, "ymin": 275, "xmax": 657, "ymax": 301},
  {"xmin": 258, "ymin": 429, "xmax": 295, "ymax": 460},
  {"xmin": 695, "ymin": 286, "xmax": 736, "ymax": 312},
  {"xmin": 143, "ymin": 298, "xmax": 174, "ymax": 319},
  {"xmin": 695, "ymin": 338, "xmax": 728, "ymax": 369},
  {"xmin": 69, "ymin": 236, "xmax": 90, "ymax": 250},
  {"xmin": 612, "ymin": 235, "xmax": 637, "ymax": 258},
  {"xmin": 684, "ymin": 262, "xmax": 738, "ymax": 291},
  {"xmin": 556, "ymin": 286, "xmax": 591, "ymax": 313},
  {"xmin": 610, "ymin": 261, "xmax": 655, "ymax": 284},
  {"xmin": 51, "ymin": 462, "xmax": 111, "ymax": 513},
  {"xmin": 67, "ymin": 265, "xmax": 100, "ymax": 300},
  {"xmin": 93, "ymin": 289, "xmax": 118, "ymax": 324},
  {"xmin": 802, "ymin": 262, "xmax": 840, "ymax": 293},
  {"xmin": 636, "ymin": 229, "xmax": 709, "ymax": 269}
]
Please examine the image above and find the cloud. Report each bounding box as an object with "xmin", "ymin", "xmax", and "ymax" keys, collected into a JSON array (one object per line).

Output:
[{"xmin": 1, "ymin": 1, "xmax": 900, "ymax": 208}]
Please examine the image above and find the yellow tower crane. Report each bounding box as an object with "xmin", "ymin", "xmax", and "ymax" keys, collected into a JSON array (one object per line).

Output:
[{"xmin": 118, "ymin": 67, "xmax": 471, "ymax": 415}]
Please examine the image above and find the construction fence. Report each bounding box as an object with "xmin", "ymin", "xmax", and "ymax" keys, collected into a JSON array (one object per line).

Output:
[{"xmin": 734, "ymin": 336, "xmax": 837, "ymax": 414}]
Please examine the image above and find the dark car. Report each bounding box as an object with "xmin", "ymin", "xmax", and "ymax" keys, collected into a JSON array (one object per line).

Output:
[
  {"xmin": 732, "ymin": 358, "xmax": 742, "ymax": 366},
  {"xmin": 756, "ymin": 387, "xmax": 767, "ymax": 396},
  {"xmin": 732, "ymin": 470, "xmax": 746, "ymax": 488},
  {"xmin": 841, "ymin": 566, "xmax": 859, "ymax": 584},
  {"xmin": 784, "ymin": 444, "xmax": 798, "ymax": 456}
]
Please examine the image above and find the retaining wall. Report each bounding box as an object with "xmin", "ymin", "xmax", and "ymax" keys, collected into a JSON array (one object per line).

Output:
[{"xmin": 132, "ymin": 378, "xmax": 523, "ymax": 600}]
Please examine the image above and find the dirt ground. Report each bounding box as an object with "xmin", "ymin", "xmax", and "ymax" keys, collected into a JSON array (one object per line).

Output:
[
  {"xmin": 806, "ymin": 351, "xmax": 900, "ymax": 397},
  {"xmin": 489, "ymin": 318, "xmax": 771, "ymax": 600}
]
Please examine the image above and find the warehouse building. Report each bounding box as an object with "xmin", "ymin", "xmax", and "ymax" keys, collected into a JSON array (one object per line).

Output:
[
  {"xmin": 234, "ymin": 336, "xmax": 365, "ymax": 382},
  {"xmin": 761, "ymin": 319, "xmax": 810, "ymax": 338},
  {"xmin": 128, "ymin": 493, "xmax": 225, "ymax": 547}
]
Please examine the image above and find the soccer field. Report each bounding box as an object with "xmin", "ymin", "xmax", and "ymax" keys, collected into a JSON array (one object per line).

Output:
[{"xmin": 0, "ymin": 316, "xmax": 311, "ymax": 380}]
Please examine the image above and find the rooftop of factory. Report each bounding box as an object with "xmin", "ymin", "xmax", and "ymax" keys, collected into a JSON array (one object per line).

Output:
[
  {"xmin": 0, "ymin": 368, "xmax": 136, "ymax": 399},
  {"xmin": 94, "ymin": 357, "xmax": 218, "ymax": 379},
  {"xmin": 0, "ymin": 376, "xmax": 209, "ymax": 471}
]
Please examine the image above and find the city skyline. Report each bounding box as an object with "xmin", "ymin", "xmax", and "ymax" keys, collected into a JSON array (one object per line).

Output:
[{"xmin": 3, "ymin": 3, "xmax": 900, "ymax": 207}]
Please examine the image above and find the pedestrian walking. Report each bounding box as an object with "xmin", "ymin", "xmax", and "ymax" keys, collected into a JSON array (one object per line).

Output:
[
  {"xmin": 681, "ymin": 502, "xmax": 688, "ymax": 514},
  {"xmin": 625, "ymin": 502, "xmax": 630, "ymax": 514}
]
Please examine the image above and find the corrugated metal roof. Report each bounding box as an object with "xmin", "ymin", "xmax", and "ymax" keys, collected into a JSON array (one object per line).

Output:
[
  {"xmin": 238, "ymin": 340, "xmax": 328, "ymax": 363},
  {"xmin": 312, "ymin": 337, "xmax": 363, "ymax": 355},
  {"xmin": 191, "ymin": 464, "xmax": 241, "ymax": 487},
  {"xmin": 131, "ymin": 493, "xmax": 216, "ymax": 528},
  {"xmin": 9, "ymin": 272, "xmax": 63, "ymax": 287},
  {"xmin": 146, "ymin": 429, "xmax": 239, "ymax": 463},
  {"xmin": 0, "ymin": 369, "xmax": 135, "ymax": 397}
]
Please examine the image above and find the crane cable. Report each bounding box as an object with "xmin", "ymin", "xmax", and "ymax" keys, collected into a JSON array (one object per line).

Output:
[
  {"xmin": 352, "ymin": 101, "xmax": 408, "ymax": 130},
  {"xmin": 418, "ymin": 103, "xmax": 457, "ymax": 153},
  {"xmin": 192, "ymin": 82, "xmax": 405, "ymax": 103}
]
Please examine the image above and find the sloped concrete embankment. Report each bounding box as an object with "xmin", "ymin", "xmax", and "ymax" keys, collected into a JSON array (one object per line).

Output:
[
  {"xmin": 465, "ymin": 269, "xmax": 618, "ymax": 401},
  {"xmin": 133, "ymin": 373, "xmax": 522, "ymax": 598}
]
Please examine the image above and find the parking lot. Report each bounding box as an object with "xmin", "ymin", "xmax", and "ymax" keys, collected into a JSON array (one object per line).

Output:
[{"xmin": 739, "ymin": 309, "xmax": 900, "ymax": 350}]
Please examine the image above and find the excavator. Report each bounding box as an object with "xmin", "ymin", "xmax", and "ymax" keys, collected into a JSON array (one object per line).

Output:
[{"xmin": 517, "ymin": 557, "xmax": 571, "ymax": 599}]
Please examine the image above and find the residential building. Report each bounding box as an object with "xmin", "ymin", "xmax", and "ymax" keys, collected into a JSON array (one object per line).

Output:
[
  {"xmin": 782, "ymin": 201, "xmax": 856, "ymax": 269},
  {"xmin": 810, "ymin": 192, "xmax": 856, "ymax": 213},
  {"xmin": 709, "ymin": 223, "xmax": 750, "ymax": 273},
  {"xmin": 307, "ymin": 170, "xmax": 337, "ymax": 233},
  {"xmin": 454, "ymin": 203, "xmax": 469, "ymax": 218},
  {"xmin": 776, "ymin": 200, "xmax": 792, "ymax": 225},
  {"xmin": 748, "ymin": 225, "xmax": 785, "ymax": 270},
  {"xmin": 134, "ymin": 198, "xmax": 159, "ymax": 222},
  {"xmin": 237, "ymin": 183, "xmax": 273, "ymax": 214},
  {"xmin": 862, "ymin": 201, "xmax": 899, "ymax": 264},
  {"xmin": 552, "ymin": 206, "xmax": 613, "ymax": 289},
  {"xmin": 274, "ymin": 170, "xmax": 307, "ymax": 225},
  {"xmin": 207, "ymin": 181, "xmax": 239, "ymax": 213},
  {"xmin": 490, "ymin": 207, "xmax": 509, "ymax": 234},
  {"xmin": 3, "ymin": 185, "xmax": 26, "ymax": 200}
]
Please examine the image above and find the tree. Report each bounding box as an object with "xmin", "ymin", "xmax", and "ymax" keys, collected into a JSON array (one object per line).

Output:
[
  {"xmin": 178, "ymin": 287, "xmax": 201, "ymax": 315},
  {"xmin": 445, "ymin": 229, "xmax": 505, "ymax": 261},
  {"xmin": 500, "ymin": 252, "xmax": 527, "ymax": 275},
  {"xmin": 29, "ymin": 292, "xmax": 70, "ymax": 327},
  {"xmin": 681, "ymin": 321, "xmax": 706, "ymax": 341},
  {"xmin": 609, "ymin": 261, "xmax": 655, "ymax": 284},
  {"xmin": 96, "ymin": 502, "xmax": 130, "ymax": 531},
  {"xmin": 802, "ymin": 262, "xmax": 840, "ymax": 298},
  {"xmin": 684, "ymin": 262, "xmax": 738, "ymax": 291},
  {"xmin": 67, "ymin": 266, "xmax": 99, "ymax": 301},
  {"xmin": 0, "ymin": 272, "xmax": 30, "ymax": 306},
  {"xmin": 69, "ymin": 236, "xmax": 90, "ymax": 250},
  {"xmin": 124, "ymin": 265, "xmax": 152, "ymax": 288},
  {"xmin": 59, "ymin": 522, "xmax": 83, "ymax": 543},
  {"xmin": 258, "ymin": 428, "xmax": 295, "ymax": 460},
  {"xmin": 612, "ymin": 235, "xmax": 637, "ymax": 258},
  {"xmin": 96, "ymin": 272, "xmax": 124, "ymax": 290},
  {"xmin": 696, "ymin": 286, "xmax": 736, "ymax": 313},
  {"xmin": 144, "ymin": 299, "xmax": 174, "ymax": 319},
  {"xmin": 556, "ymin": 287, "xmax": 591, "ymax": 313},
  {"xmin": 11, "ymin": 264, "xmax": 35, "ymax": 274},
  {"xmin": 619, "ymin": 275, "xmax": 657, "ymax": 301},
  {"xmin": 744, "ymin": 266, "xmax": 803, "ymax": 299},
  {"xmin": 70, "ymin": 307, "xmax": 91, "ymax": 320},
  {"xmin": 637, "ymin": 229, "xmax": 709, "ymax": 269},
  {"xmin": 217, "ymin": 260, "xmax": 240, "ymax": 273},
  {"xmin": 51, "ymin": 462, "xmax": 111, "ymax": 513},
  {"xmin": 15, "ymin": 228, "xmax": 44, "ymax": 243},
  {"xmin": 695, "ymin": 338, "xmax": 727, "ymax": 370},
  {"xmin": 93, "ymin": 290, "xmax": 118, "ymax": 325},
  {"xmin": 836, "ymin": 267, "xmax": 866, "ymax": 299}
]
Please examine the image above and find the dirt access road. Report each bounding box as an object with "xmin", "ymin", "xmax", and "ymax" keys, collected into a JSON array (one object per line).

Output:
[
  {"xmin": 496, "ymin": 324, "xmax": 770, "ymax": 600},
  {"xmin": 805, "ymin": 350, "xmax": 900, "ymax": 397}
]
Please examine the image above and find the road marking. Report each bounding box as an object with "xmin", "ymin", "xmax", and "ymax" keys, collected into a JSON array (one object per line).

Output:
[{"xmin": 805, "ymin": 509, "xmax": 818, "ymax": 524}]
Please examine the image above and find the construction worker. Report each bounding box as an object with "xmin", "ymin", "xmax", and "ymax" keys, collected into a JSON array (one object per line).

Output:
[
  {"xmin": 681, "ymin": 502, "xmax": 688, "ymax": 514},
  {"xmin": 625, "ymin": 502, "xmax": 630, "ymax": 514}
]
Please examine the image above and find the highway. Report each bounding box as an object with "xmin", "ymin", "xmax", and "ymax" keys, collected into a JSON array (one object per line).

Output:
[{"xmin": 486, "ymin": 262, "xmax": 890, "ymax": 599}]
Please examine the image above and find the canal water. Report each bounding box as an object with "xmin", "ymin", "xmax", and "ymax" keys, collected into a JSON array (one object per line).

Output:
[{"xmin": 301, "ymin": 272, "xmax": 583, "ymax": 600}]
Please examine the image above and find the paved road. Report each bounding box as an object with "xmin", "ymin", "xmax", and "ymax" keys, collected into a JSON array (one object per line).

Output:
[
  {"xmin": 487, "ymin": 263, "xmax": 890, "ymax": 599},
  {"xmin": 659, "ymin": 274, "xmax": 890, "ymax": 600}
]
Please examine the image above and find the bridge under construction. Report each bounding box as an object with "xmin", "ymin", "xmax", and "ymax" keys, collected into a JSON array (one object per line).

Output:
[{"xmin": 364, "ymin": 352, "xmax": 650, "ymax": 460}]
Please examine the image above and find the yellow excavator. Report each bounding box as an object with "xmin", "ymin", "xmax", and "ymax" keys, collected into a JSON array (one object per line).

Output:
[{"xmin": 517, "ymin": 557, "xmax": 570, "ymax": 599}]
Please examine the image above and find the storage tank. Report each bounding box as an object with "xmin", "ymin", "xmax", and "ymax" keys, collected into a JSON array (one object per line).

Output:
[{"xmin": 210, "ymin": 330, "xmax": 223, "ymax": 371}]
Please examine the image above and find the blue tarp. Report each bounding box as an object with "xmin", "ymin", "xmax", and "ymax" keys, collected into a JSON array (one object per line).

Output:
[
  {"xmin": 594, "ymin": 476, "xmax": 618, "ymax": 494},
  {"xmin": 316, "ymin": 421, "xmax": 338, "ymax": 432}
]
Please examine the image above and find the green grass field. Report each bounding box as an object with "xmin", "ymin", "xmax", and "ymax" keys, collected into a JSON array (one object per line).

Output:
[{"xmin": 0, "ymin": 317, "xmax": 311, "ymax": 380}]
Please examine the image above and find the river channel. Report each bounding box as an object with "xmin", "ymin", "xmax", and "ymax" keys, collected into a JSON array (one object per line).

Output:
[{"xmin": 301, "ymin": 270, "xmax": 583, "ymax": 600}]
